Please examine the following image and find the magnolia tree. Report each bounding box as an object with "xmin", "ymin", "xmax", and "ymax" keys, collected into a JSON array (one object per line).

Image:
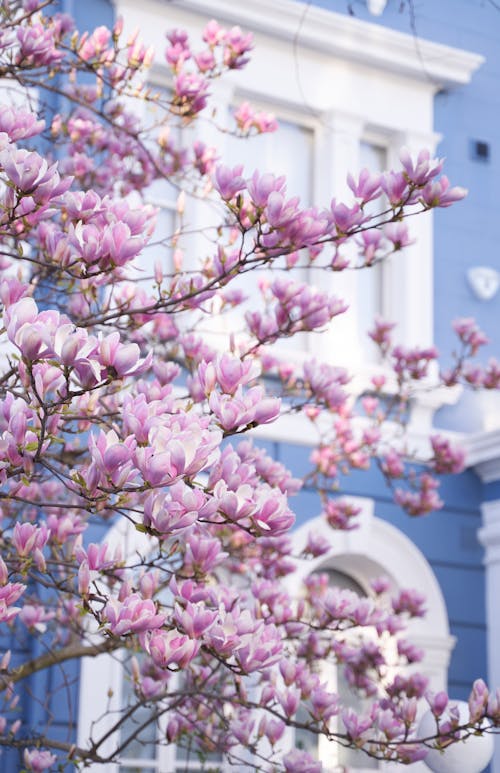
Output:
[{"xmin": 0, "ymin": 2, "xmax": 498, "ymax": 771}]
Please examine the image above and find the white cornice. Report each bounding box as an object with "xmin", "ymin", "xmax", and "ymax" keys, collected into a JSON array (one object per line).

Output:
[
  {"xmin": 172, "ymin": 0, "xmax": 484, "ymax": 87},
  {"xmin": 464, "ymin": 429, "xmax": 500, "ymax": 482}
]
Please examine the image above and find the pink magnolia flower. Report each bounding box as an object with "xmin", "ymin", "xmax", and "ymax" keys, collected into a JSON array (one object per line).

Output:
[
  {"xmin": 0, "ymin": 147, "xmax": 68, "ymax": 202},
  {"xmin": 342, "ymin": 707, "xmax": 373, "ymax": 743},
  {"xmin": 135, "ymin": 420, "xmax": 221, "ymax": 487},
  {"xmin": 203, "ymin": 19, "xmax": 226, "ymax": 45},
  {"xmin": 427, "ymin": 691, "xmax": 449, "ymax": 717},
  {"xmin": 143, "ymin": 630, "xmax": 200, "ymax": 669},
  {"xmin": 199, "ymin": 353, "xmax": 260, "ymax": 396},
  {"xmin": 310, "ymin": 685, "xmax": 340, "ymax": 721},
  {"xmin": 143, "ymin": 486, "xmax": 201, "ymax": 536},
  {"xmin": 368, "ymin": 316, "xmax": 396, "ymax": 354},
  {"xmin": 430, "ymin": 435, "xmax": 465, "ymax": 474},
  {"xmin": 469, "ymin": 678, "xmax": 489, "ymax": 723},
  {"xmin": 347, "ymin": 167, "xmax": 382, "ymax": 203},
  {"xmin": 183, "ymin": 530, "xmax": 226, "ymax": 575},
  {"xmin": 194, "ymin": 48, "xmax": 215, "ymax": 72},
  {"xmin": 234, "ymin": 101, "xmax": 277, "ymax": 134},
  {"xmin": 259, "ymin": 716, "xmax": 285, "ymax": 745},
  {"xmin": 397, "ymin": 638, "xmax": 424, "ymax": 663},
  {"xmin": 392, "ymin": 588, "xmax": 426, "ymax": 618},
  {"xmin": 283, "ymin": 749, "xmax": 322, "ymax": 773},
  {"xmin": 421, "ymin": 175, "xmax": 467, "ymax": 208},
  {"xmin": 252, "ymin": 489, "xmax": 295, "ymax": 535},
  {"xmin": 394, "ymin": 473, "xmax": 443, "ymax": 516},
  {"xmin": 99, "ymin": 332, "xmax": 152, "ymax": 378},
  {"xmin": 19, "ymin": 604, "xmax": 55, "ymax": 633},
  {"xmin": 223, "ymin": 25, "xmax": 253, "ymax": 69},
  {"xmin": 236, "ymin": 622, "xmax": 282, "ymax": 672},
  {"xmin": 323, "ymin": 498, "xmax": 361, "ymax": 530},
  {"xmin": 78, "ymin": 25, "xmax": 112, "ymax": 61},
  {"xmin": 16, "ymin": 24, "xmax": 64, "ymax": 67},
  {"xmin": 209, "ymin": 386, "xmax": 280, "ymax": 431},
  {"xmin": 173, "ymin": 72, "xmax": 209, "ymax": 116},
  {"xmin": 23, "ymin": 749, "xmax": 57, "ymax": 773},
  {"xmin": 384, "ymin": 221, "xmax": 414, "ymax": 250},
  {"xmin": 399, "ymin": 147, "xmax": 443, "ymax": 185},
  {"xmin": 247, "ymin": 170, "xmax": 286, "ymax": 208},
  {"xmin": 381, "ymin": 170, "xmax": 411, "ymax": 205},
  {"xmin": 213, "ymin": 164, "xmax": 246, "ymax": 200},
  {"xmin": 453, "ymin": 317, "xmax": 489, "ymax": 355},
  {"xmin": 0, "ymin": 106, "xmax": 44, "ymax": 142},
  {"xmin": 0, "ymin": 582, "xmax": 26, "ymax": 623},
  {"xmin": 173, "ymin": 601, "xmax": 217, "ymax": 638},
  {"xmin": 12, "ymin": 522, "xmax": 49, "ymax": 558},
  {"xmin": 103, "ymin": 594, "xmax": 165, "ymax": 636},
  {"xmin": 101, "ymin": 221, "xmax": 146, "ymax": 266}
]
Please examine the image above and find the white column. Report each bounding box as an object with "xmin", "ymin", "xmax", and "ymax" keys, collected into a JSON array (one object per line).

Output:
[
  {"xmin": 385, "ymin": 129, "xmax": 441, "ymax": 352},
  {"xmin": 311, "ymin": 110, "xmax": 365, "ymax": 367},
  {"xmin": 478, "ymin": 498, "xmax": 500, "ymax": 773}
]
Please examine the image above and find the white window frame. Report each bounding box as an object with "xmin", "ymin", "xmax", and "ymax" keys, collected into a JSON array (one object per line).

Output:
[{"xmin": 113, "ymin": 0, "xmax": 482, "ymax": 406}]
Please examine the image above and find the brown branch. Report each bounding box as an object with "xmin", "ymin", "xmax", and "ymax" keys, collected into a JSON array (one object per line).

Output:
[{"xmin": 0, "ymin": 637, "xmax": 119, "ymax": 692}]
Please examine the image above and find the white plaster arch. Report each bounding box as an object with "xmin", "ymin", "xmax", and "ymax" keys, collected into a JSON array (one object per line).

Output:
[
  {"xmin": 289, "ymin": 497, "xmax": 457, "ymax": 772},
  {"xmin": 292, "ymin": 496, "xmax": 455, "ymax": 692}
]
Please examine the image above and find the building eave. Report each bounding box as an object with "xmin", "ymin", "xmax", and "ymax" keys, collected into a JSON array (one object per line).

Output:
[
  {"xmin": 173, "ymin": 0, "xmax": 484, "ymax": 87},
  {"xmin": 464, "ymin": 429, "xmax": 500, "ymax": 483}
]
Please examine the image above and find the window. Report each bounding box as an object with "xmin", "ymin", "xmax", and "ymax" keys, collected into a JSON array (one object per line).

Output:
[
  {"xmin": 295, "ymin": 568, "xmax": 379, "ymax": 772},
  {"xmin": 116, "ymin": 659, "xmax": 226, "ymax": 773},
  {"xmin": 128, "ymin": 85, "xmax": 180, "ymax": 286},
  {"xmin": 112, "ymin": 0, "xmax": 482, "ymax": 404},
  {"xmin": 216, "ymin": 105, "xmax": 315, "ymax": 350}
]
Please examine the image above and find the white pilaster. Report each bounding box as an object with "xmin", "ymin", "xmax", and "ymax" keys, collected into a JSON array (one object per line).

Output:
[
  {"xmin": 311, "ymin": 110, "xmax": 366, "ymax": 366},
  {"xmin": 385, "ymin": 130, "xmax": 441, "ymax": 352},
  {"xmin": 478, "ymin": 498, "xmax": 500, "ymax": 773}
]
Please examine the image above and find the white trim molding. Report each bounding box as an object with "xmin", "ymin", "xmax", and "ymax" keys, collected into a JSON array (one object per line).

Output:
[
  {"xmin": 292, "ymin": 499, "xmax": 454, "ymax": 662},
  {"xmin": 478, "ymin": 499, "xmax": 500, "ymax": 773},
  {"xmin": 172, "ymin": 0, "xmax": 484, "ymax": 87},
  {"xmin": 465, "ymin": 428, "xmax": 500, "ymax": 483}
]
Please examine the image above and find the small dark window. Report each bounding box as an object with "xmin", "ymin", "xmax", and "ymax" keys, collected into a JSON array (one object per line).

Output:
[{"xmin": 471, "ymin": 140, "xmax": 490, "ymax": 162}]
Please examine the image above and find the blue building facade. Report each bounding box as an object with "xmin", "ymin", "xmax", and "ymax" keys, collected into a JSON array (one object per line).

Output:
[{"xmin": 6, "ymin": 1, "xmax": 500, "ymax": 771}]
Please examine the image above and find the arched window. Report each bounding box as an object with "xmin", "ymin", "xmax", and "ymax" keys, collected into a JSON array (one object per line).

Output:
[
  {"xmin": 289, "ymin": 496, "xmax": 455, "ymax": 772},
  {"xmin": 294, "ymin": 567, "xmax": 379, "ymax": 772}
]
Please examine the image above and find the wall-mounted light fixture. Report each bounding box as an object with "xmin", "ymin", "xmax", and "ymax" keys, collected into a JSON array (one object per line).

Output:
[
  {"xmin": 367, "ymin": 0, "xmax": 388, "ymax": 14},
  {"xmin": 467, "ymin": 266, "xmax": 500, "ymax": 301},
  {"xmin": 419, "ymin": 701, "xmax": 494, "ymax": 773}
]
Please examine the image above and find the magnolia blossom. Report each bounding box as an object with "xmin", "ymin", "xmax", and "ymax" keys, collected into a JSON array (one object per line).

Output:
[
  {"xmin": 23, "ymin": 749, "xmax": 58, "ymax": 773},
  {"xmin": 103, "ymin": 594, "xmax": 166, "ymax": 636}
]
